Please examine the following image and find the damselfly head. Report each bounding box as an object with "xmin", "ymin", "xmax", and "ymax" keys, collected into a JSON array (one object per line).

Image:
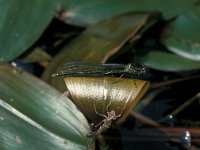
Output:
[{"xmin": 128, "ymin": 64, "xmax": 146, "ymax": 74}]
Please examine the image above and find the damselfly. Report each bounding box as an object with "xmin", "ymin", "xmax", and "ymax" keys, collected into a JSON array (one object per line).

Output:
[{"xmin": 52, "ymin": 62, "xmax": 146, "ymax": 78}]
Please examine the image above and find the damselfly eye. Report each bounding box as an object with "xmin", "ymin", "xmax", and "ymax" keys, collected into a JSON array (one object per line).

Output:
[{"xmin": 63, "ymin": 76, "xmax": 149, "ymax": 124}]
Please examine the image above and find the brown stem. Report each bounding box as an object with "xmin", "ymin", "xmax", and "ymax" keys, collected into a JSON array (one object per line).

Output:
[
  {"xmin": 130, "ymin": 111, "xmax": 161, "ymax": 127},
  {"xmin": 150, "ymin": 75, "xmax": 200, "ymax": 89},
  {"xmin": 170, "ymin": 93, "xmax": 200, "ymax": 116}
]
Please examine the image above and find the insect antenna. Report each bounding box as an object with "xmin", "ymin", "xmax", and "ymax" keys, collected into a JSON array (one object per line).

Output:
[
  {"xmin": 106, "ymin": 101, "xmax": 112, "ymax": 112},
  {"xmin": 93, "ymin": 103, "xmax": 107, "ymax": 118}
]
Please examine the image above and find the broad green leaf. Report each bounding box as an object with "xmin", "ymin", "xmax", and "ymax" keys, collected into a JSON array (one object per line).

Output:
[
  {"xmin": 0, "ymin": 65, "xmax": 91, "ymax": 149},
  {"xmin": 0, "ymin": 0, "xmax": 56, "ymax": 63},
  {"xmin": 161, "ymin": 8, "xmax": 200, "ymax": 61},
  {"xmin": 42, "ymin": 12, "xmax": 157, "ymax": 92},
  {"xmin": 59, "ymin": 0, "xmax": 199, "ymax": 26},
  {"xmin": 0, "ymin": 100, "xmax": 85, "ymax": 150},
  {"xmin": 137, "ymin": 51, "xmax": 200, "ymax": 71}
]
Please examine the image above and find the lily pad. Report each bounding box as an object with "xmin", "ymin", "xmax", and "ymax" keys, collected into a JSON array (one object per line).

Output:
[
  {"xmin": 0, "ymin": 0, "xmax": 56, "ymax": 63},
  {"xmin": 161, "ymin": 8, "xmax": 200, "ymax": 61},
  {"xmin": 59, "ymin": 0, "xmax": 199, "ymax": 26},
  {"xmin": 137, "ymin": 51, "xmax": 200, "ymax": 71}
]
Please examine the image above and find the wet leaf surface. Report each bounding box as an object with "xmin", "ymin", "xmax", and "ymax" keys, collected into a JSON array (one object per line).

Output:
[{"xmin": 0, "ymin": 65, "xmax": 91, "ymax": 149}]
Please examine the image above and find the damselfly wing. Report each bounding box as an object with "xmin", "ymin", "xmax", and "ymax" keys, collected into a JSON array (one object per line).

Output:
[{"xmin": 52, "ymin": 62, "xmax": 146, "ymax": 78}]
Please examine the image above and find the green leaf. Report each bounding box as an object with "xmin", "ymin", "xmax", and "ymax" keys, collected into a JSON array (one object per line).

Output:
[
  {"xmin": 0, "ymin": 0, "xmax": 56, "ymax": 63},
  {"xmin": 0, "ymin": 65, "xmax": 91, "ymax": 149},
  {"xmin": 59, "ymin": 0, "xmax": 199, "ymax": 26},
  {"xmin": 42, "ymin": 12, "xmax": 156, "ymax": 92},
  {"xmin": 137, "ymin": 51, "xmax": 200, "ymax": 71},
  {"xmin": 161, "ymin": 8, "xmax": 200, "ymax": 61},
  {"xmin": 0, "ymin": 100, "xmax": 83, "ymax": 150}
]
